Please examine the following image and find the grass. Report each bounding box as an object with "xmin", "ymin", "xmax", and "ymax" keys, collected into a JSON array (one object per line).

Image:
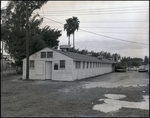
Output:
[{"xmin": 1, "ymin": 74, "xmax": 149, "ymax": 117}]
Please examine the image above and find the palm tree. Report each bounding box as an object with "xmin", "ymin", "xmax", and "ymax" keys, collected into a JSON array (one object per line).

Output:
[
  {"xmin": 64, "ymin": 18, "xmax": 73, "ymax": 48},
  {"xmin": 112, "ymin": 53, "xmax": 121, "ymax": 62},
  {"xmin": 71, "ymin": 17, "xmax": 80, "ymax": 49},
  {"xmin": 64, "ymin": 17, "xmax": 80, "ymax": 50}
]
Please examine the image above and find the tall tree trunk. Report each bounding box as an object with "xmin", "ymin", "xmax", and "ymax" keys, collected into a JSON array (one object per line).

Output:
[
  {"xmin": 68, "ymin": 36, "xmax": 70, "ymax": 51},
  {"xmin": 68, "ymin": 36, "xmax": 70, "ymax": 47},
  {"xmin": 73, "ymin": 32, "xmax": 75, "ymax": 50},
  {"xmin": 26, "ymin": 2, "xmax": 29, "ymax": 80}
]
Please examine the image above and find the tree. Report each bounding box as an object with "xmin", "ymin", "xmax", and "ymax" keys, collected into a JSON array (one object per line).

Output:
[
  {"xmin": 112, "ymin": 53, "xmax": 121, "ymax": 62},
  {"xmin": 64, "ymin": 18, "xmax": 73, "ymax": 48},
  {"xmin": 71, "ymin": 17, "xmax": 80, "ymax": 49},
  {"xmin": 64, "ymin": 16, "xmax": 80, "ymax": 50},
  {"xmin": 1, "ymin": 1, "xmax": 62, "ymax": 78},
  {"xmin": 144, "ymin": 56, "xmax": 148, "ymax": 64},
  {"xmin": 40, "ymin": 26, "xmax": 62, "ymax": 49}
]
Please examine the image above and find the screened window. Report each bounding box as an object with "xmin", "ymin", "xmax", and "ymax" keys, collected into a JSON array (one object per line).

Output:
[
  {"xmin": 41, "ymin": 52, "xmax": 46, "ymax": 58},
  {"xmin": 87, "ymin": 62, "xmax": 89, "ymax": 68},
  {"xmin": 30, "ymin": 60, "xmax": 34, "ymax": 68},
  {"xmin": 47, "ymin": 52, "xmax": 53, "ymax": 58},
  {"xmin": 60, "ymin": 60, "xmax": 65, "ymax": 68},
  {"xmin": 83, "ymin": 62, "xmax": 85, "ymax": 69},
  {"xmin": 90, "ymin": 62, "xmax": 92, "ymax": 68},
  {"xmin": 76, "ymin": 61, "xmax": 80, "ymax": 69}
]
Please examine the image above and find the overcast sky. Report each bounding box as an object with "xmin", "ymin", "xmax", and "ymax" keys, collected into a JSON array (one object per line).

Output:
[{"xmin": 1, "ymin": 1, "xmax": 149, "ymax": 59}]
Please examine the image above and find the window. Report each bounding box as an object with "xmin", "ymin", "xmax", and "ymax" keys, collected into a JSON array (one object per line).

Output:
[
  {"xmin": 76, "ymin": 61, "xmax": 80, "ymax": 69},
  {"xmin": 47, "ymin": 52, "xmax": 53, "ymax": 58},
  {"xmin": 83, "ymin": 62, "xmax": 85, "ymax": 69},
  {"xmin": 93, "ymin": 62, "xmax": 95, "ymax": 68},
  {"xmin": 54, "ymin": 63, "xmax": 58, "ymax": 70},
  {"xmin": 41, "ymin": 52, "xmax": 46, "ymax": 58},
  {"xmin": 90, "ymin": 62, "xmax": 92, "ymax": 68},
  {"xmin": 60, "ymin": 60, "xmax": 65, "ymax": 68},
  {"xmin": 30, "ymin": 60, "xmax": 34, "ymax": 68},
  {"xmin": 87, "ymin": 62, "xmax": 89, "ymax": 68},
  {"xmin": 79, "ymin": 62, "xmax": 81, "ymax": 69}
]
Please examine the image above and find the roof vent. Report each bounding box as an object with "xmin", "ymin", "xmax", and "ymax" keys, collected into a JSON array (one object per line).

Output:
[
  {"xmin": 108, "ymin": 58, "xmax": 113, "ymax": 60},
  {"xmin": 97, "ymin": 55, "xmax": 103, "ymax": 60},
  {"xmin": 60, "ymin": 45, "xmax": 70, "ymax": 52}
]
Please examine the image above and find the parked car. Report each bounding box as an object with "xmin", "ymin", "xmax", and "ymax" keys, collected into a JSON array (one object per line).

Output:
[
  {"xmin": 133, "ymin": 66, "xmax": 138, "ymax": 71},
  {"xmin": 138, "ymin": 65, "xmax": 148, "ymax": 72},
  {"xmin": 130, "ymin": 67, "xmax": 134, "ymax": 71},
  {"xmin": 115, "ymin": 66, "xmax": 126, "ymax": 72}
]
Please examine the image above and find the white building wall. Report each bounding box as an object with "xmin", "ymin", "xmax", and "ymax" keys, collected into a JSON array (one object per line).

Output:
[
  {"xmin": 22, "ymin": 47, "xmax": 73, "ymax": 81},
  {"xmin": 53, "ymin": 59, "xmax": 73, "ymax": 81},
  {"xmin": 22, "ymin": 47, "xmax": 114, "ymax": 81},
  {"xmin": 72, "ymin": 61, "xmax": 113, "ymax": 80}
]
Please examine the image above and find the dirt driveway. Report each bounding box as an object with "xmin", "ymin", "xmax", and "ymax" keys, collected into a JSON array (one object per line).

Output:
[{"xmin": 1, "ymin": 71, "xmax": 149, "ymax": 117}]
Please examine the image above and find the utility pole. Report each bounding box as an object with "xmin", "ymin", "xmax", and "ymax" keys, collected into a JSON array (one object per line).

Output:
[
  {"xmin": 73, "ymin": 33, "xmax": 75, "ymax": 52},
  {"xmin": 26, "ymin": 2, "xmax": 29, "ymax": 80},
  {"xmin": 2, "ymin": 40, "xmax": 3, "ymax": 75}
]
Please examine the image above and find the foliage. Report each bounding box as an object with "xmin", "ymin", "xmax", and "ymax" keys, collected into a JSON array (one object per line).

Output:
[
  {"xmin": 120, "ymin": 57, "xmax": 143, "ymax": 67},
  {"xmin": 143, "ymin": 56, "xmax": 149, "ymax": 64},
  {"xmin": 64, "ymin": 16, "xmax": 80, "ymax": 49},
  {"xmin": 1, "ymin": 1, "xmax": 62, "ymax": 66},
  {"xmin": 70, "ymin": 47, "xmax": 121, "ymax": 62}
]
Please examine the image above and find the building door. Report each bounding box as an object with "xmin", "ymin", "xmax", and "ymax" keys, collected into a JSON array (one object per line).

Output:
[{"xmin": 45, "ymin": 61, "xmax": 52, "ymax": 79}]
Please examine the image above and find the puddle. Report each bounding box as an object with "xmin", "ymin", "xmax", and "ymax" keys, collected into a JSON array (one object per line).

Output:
[
  {"xmin": 83, "ymin": 82, "xmax": 147, "ymax": 89},
  {"xmin": 104, "ymin": 94, "xmax": 126, "ymax": 99},
  {"xmin": 93, "ymin": 94, "xmax": 149, "ymax": 113}
]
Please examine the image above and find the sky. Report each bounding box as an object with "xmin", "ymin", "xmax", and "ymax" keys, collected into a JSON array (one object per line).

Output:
[{"xmin": 1, "ymin": 1, "xmax": 149, "ymax": 59}]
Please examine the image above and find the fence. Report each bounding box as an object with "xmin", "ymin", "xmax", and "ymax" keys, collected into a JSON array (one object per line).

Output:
[{"xmin": 1, "ymin": 64, "xmax": 21, "ymax": 76}]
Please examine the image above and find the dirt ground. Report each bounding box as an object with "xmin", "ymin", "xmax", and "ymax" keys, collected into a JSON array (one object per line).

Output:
[{"xmin": 1, "ymin": 71, "xmax": 149, "ymax": 117}]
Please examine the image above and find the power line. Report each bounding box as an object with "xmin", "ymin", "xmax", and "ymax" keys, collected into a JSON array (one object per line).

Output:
[
  {"xmin": 42, "ymin": 6, "xmax": 46, "ymax": 25},
  {"xmin": 47, "ymin": 26, "xmax": 149, "ymax": 28},
  {"xmin": 41, "ymin": 16, "xmax": 149, "ymax": 45},
  {"xmin": 79, "ymin": 31, "xmax": 148, "ymax": 34},
  {"xmin": 39, "ymin": 6, "xmax": 149, "ymax": 12},
  {"xmin": 48, "ymin": 26, "xmax": 148, "ymax": 34},
  {"xmin": 46, "ymin": 21, "xmax": 149, "ymax": 23},
  {"xmin": 43, "ymin": 11, "xmax": 148, "ymax": 16},
  {"xmin": 79, "ymin": 29, "xmax": 149, "ymax": 45},
  {"xmin": 40, "ymin": 8, "xmax": 148, "ymax": 14},
  {"xmin": 44, "ymin": 17, "xmax": 64, "ymax": 25}
]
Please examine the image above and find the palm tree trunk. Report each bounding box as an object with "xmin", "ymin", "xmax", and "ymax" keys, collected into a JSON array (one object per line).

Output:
[
  {"xmin": 73, "ymin": 33, "xmax": 75, "ymax": 50},
  {"xmin": 68, "ymin": 36, "xmax": 70, "ymax": 51}
]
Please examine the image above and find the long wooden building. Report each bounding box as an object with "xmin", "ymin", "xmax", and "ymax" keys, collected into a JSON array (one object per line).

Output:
[{"xmin": 22, "ymin": 47, "xmax": 116, "ymax": 81}]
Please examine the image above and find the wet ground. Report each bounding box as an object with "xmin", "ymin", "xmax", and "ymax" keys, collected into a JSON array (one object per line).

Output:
[
  {"xmin": 82, "ymin": 71, "xmax": 149, "ymax": 88},
  {"xmin": 93, "ymin": 94, "xmax": 149, "ymax": 113},
  {"xmin": 1, "ymin": 71, "xmax": 149, "ymax": 117}
]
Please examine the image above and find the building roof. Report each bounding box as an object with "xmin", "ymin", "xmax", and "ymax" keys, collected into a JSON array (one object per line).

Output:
[
  {"xmin": 51, "ymin": 48, "xmax": 115, "ymax": 63},
  {"xmin": 23, "ymin": 47, "xmax": 116, "ymax": 63}
]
